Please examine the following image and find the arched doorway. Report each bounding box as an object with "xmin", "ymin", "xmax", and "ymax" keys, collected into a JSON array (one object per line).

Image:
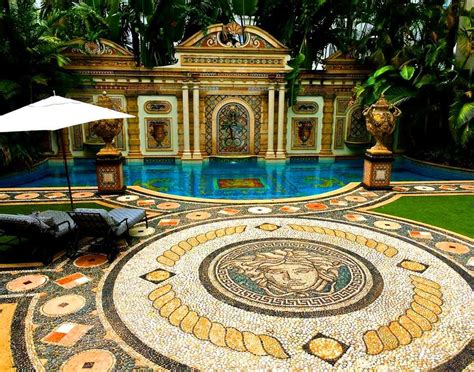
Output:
[{"xmin": 212, "ymin": 100, "xmax": 255, "ymax": 155}]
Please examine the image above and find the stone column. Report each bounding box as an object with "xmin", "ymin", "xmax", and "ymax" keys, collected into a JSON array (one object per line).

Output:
[
  {"xmin": 181, "ymin": 83, "xmax": 192, "ymax": 160},
  {"xmin": 125, "ymin": 95, "xmax": 142, "ymax": 157},
  {"xmin": 192, "ymin": 84, "xmax": 203, "ymax": 160},
  {"xmin": 275, "ymin": 83, "xmax": 286, "ymax": 159},
  {"xmin": 320, "ymin": 94, "xmax": 335, "ymax": 156},
  {"xmin": 265, "ymin": 84, "xmax": 275, "ymax": 159}
]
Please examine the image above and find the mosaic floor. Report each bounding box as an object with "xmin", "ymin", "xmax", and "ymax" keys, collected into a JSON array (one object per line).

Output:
[{"xmin": 0, "ymin": 181, "xmax": 472, "ymax": 370}]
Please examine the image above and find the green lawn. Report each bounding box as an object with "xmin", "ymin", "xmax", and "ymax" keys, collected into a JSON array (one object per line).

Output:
[{"xmin": 372, "ymin": 195, "xmax": 474, "ymax": 238}]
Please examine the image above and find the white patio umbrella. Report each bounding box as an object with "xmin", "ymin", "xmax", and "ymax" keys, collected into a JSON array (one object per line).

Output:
[{"xmin": 0, "ymin": 95, "xmax": 134, "ymax": 209}]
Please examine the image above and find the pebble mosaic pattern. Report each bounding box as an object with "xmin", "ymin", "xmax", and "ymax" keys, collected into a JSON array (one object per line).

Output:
[{"xmin": 0, "ymin": 181, "xmax": 472, "ymax": 370}]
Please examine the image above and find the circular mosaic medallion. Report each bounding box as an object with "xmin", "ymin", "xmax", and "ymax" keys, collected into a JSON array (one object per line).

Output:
[
  {"xmin": 435, "ymin": 241, "xmax": 469, "ymax": 254},
  {"xmin": 248, "ymin": 206, "xmax": 272, "ymax": 214},
  {"xmin": 74, "ymin": 254, "xmax": 108, "ymax": 268},
  {"xmin": 44, "ymin": 192, "xmax": 66, "ymax": 199},
  {"xmin": 304, "ymin": 203, "xmax": 328, "ymax": 211},
  {"xmin": 129, "ymin": 226, "xmax": 156, "ymax": 237},
  {"xmin": 60, "ymin": 349, "xmax": 115, "ymax": 371},
  {"xmin": 414, "ymin": 186, "xmax": 435, "ymax": 191},
  {"xmin": 14, "ymin": 192, "xmax": 40, "ymax": 200},
  {"xmin": 373, "ymin": 220, "xmax": 402, "ymax": 230},
  {"xmin": 72, "ymin": 191, "xmax": 95, "ymax": 198},
  {"xmin": 344, "ymin": 196, "xmax": 367, "ymax": 202},
  {"xmin": 157, "ymin": 202, "xmax": 180, "ymax": 210},
  {"xmin": 200, "ymin": 239, "xmax": 382, "ymax": 317},
  {"xmin": 117, "ymin": 195, "xmax": 139, "ymax": 202},
  {"xmin": 6, "ymin": 274, "xmax": 48, "ymax": 292},
  {"xmin": 186, "ymin": 211, "xmax": 212, "ymax": 220},
  {"xmin": 41, "ymin": 294, "xmax": 86, "ymax": 316}
]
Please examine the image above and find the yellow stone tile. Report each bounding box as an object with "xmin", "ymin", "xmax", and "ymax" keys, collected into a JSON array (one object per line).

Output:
[
  {"xmin": 388, "ymin": 321, "xmax": 412, "ymax": 346},
  {"xmin": 307, "ymin": 337, "xmax": 344, "ymax": 361},
  {"xmin": 413, "ymin": 283, "xmax": 442, "ymax": 298},
  {"xmin": 410, "ymin": 275, "xmax": 442, "ymax": 290},
  {"xmin": 384, "ymin": 247, "xmax": 398, "ymax": 257},
  {"xmin": 148, "ymin": 284, "xmax": 172, "ymax": 301},
  {"xmin": 356, "ymin": 235, "xmax": 368, "ymax": 245},
  {"xmin": 324, "ymin": 228, "xmax": 336, "ymax": 236},
  {"xmin": 235, "ymin": 225, "xmax": 246, "ymax": 233},
  {"xmin": 413, "ymin": 295, "xmax": 442, "ymax": 315},
  {"xmin": 168, "ymin": 305, "xmax": 189, "ymax": 327},
  {"xmin": 377, "ymin": 326, "xmax": 399, "ymax": 350},
  {"xmin": 366, "ymin": 239, "xmax": 378, "ymax": 249},
  {"xmin": 163, "ymin": 250, "xmax": 180, "ymax": 261},
  {"xmin": 398, "ymin": 315, "xmax": 423, "ymax": 338},
  {"xmin": 178, "ymin": 240, "xmax": 193, "ymax": 251},
  {"xmin": 0, "ymin": 303, "xmax": 16, "ymax": 370},
  {"xmin": 406, "ymin": 309, "xmax": 432, "ymax": 331},
  {"xmin": 160, "ymin": 298, "xmax": 182, "ymax": 318},
  {"xmin": 259, "ymin": 335, "xmax": 289, "ymax": 359},
  {"xmin": 225, "ymin": 328, "xmax": 246, "ymax": 352},
  {"xmin": 205, "ymin": 231, "xmax": 217, "ymax": 240},
  {"xmin": 411, "ymin": 302, "xmax": 438, "ymax": 323},
  {"xmin": 180, "ymin": 311, "xmax": 199, "ymax": 334},
  {"xmin": 170, "ymin": 245, "xmax": 185, "ymax": 256},
  {"xmin": 225, "ymin": 227, "xmax": 236, "ymax": 235},
  {"xmin": 215, "ymin": 229, "xmax": 226, "ymax": 237},
  {"xmin": 196, "ymin": 234, "xmax": 208, "ymax": 243},
  {"xmin": 242, "ymin": 331, "xmax": 267, "ymax": 356},
  {"xmin": 414, "ymin": 288, "xmax": 443, "ymax": 306},
  {"xmin": 375, "ymin": 242, "xmax": 388, "ymax": 253},
  {"xmin": 153, "ymin": 291, "xmax": 175, "ymax": 309},
  {"xmin": 209, "ymin": 322, "xmax": 227, "ymax": 347},
  {"xmin": 185, "ymin": 237, "xmax": 199, "ymax": 248},
  {"xmin": 157, "ymin": 256, "xmax": 175, "ymax": 266},
  {"xmin": 363, "ymin": 330, "xmax": 384, "ymax": 355},
  {"xmin": 193, "ymin": 317, "xmax": 212, "ymax": 340}
]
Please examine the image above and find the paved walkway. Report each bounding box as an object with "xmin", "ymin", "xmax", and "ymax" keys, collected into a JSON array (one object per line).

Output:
[{"xmin": 0, "ymin": 181, "xmax": 472, "ymax": 370}]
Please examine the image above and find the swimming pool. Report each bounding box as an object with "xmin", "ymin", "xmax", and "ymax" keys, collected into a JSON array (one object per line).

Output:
[{"xmin": 1, "ymin": 157, "xmax": 472, "ymax": 199}]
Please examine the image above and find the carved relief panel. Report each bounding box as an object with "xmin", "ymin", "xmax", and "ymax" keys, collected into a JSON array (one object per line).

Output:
[{"xmin": 138, "ymin": 96, "xmax": 178, "ymax": 156}]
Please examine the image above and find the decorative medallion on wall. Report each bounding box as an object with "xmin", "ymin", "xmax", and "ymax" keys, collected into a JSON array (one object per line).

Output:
[
  {"xmin": 200, "ymin": 238, "xmax": 382, "ymax": 317},
  {"xmin": 293, "ymin": 101, "xmax": 319, "ymax": 115},
  {"xmin": 144, "ymin": 100, "xmax": 172, "ymax": 114},
  {"xmin": 205, "ymin": 95, "xmax": 262, "ymax": 155},
  {"xmin": 217, "ymin": 103, "xmax": 250, "ymax": 154},
  {"xmin": 291, "ymin": 118, "xmax": 317, "ymax": 150},
  {"xmin": 146, "ymin": 118, "xmax": 172, "ymax": 151},
  {"xmin": 193, "ymin": 22, "xmax": 274, "ymax": 49},
  {"xmin": 346, "ymin": 106, "xmax": 370, "ymax": 144}
]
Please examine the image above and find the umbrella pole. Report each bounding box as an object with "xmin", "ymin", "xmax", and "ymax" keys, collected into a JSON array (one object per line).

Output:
[{"xmin": 59, "ymin": 130, "xmax": 74, "ymax": 210}]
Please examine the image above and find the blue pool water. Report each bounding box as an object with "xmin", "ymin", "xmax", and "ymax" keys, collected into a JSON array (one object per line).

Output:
[{"xmin": 1, "ymin": 157, "xmax": 472, "ymax": 199}]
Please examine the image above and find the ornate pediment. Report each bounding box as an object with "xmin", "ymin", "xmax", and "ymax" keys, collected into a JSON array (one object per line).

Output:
[
  {"xmin": 177, "ymin": 23, "xmax": 289, "ymax": 51},
  {"xmin": 63, "ymin": 38, "xmax": 133, "ymax": 57}
]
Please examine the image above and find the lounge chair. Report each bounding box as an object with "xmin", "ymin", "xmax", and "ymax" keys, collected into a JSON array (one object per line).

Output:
[
  {"xmin": 0, "ymin": 210, "xmax": 77, "ymax": 264},
  {"xmin": 68, "ymin": 207, "xmax": 148, "ymax": 261}
]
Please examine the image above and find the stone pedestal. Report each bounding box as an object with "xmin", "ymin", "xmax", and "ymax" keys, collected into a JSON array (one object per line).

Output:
[
  {"xmin": 362, "ymin": 152, "xmax": 394, "ymax": 190},
  {"xmin": 96, "ymin": 155, "xmax": 126, "ymax": 194}
]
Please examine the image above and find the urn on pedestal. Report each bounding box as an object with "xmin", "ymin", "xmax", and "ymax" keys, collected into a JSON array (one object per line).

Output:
[
  {"xmin": 362, "ymin": 95, "xmax": 401, "ymax": 189},
  {"xmin": 91, "ymin": 92, "xmax": 126, "ymax": 194}
]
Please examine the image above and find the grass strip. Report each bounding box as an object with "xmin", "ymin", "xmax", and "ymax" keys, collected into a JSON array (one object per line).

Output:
[{"xmin": 372, "ymin": 195, "xmax": 474, "ymax": 238}]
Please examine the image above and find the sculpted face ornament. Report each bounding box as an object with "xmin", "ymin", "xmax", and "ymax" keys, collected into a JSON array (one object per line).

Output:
[
  {"xmin": 223, "ymin": 249, "xmax": 341, "ymax": 297},
  {"xmin": 363, "ymin": 94, "xmax": 401, "ymax": 155},
  {"xmin": 201, "ymin": 239, "xmax": 383, "ymax": 317}
]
